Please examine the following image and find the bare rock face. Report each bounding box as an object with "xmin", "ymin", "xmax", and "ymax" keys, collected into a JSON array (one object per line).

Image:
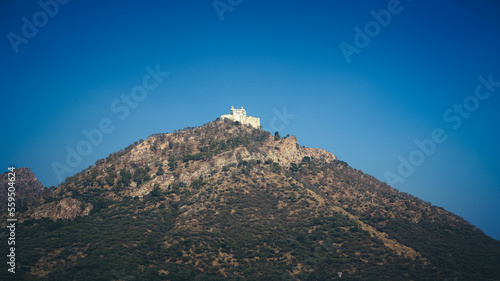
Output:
[
  {"xmin": 0, "ymin": 167, "xmax": 44, "ymax": 211},
  {"xmin": 0, "ymin": 168, "xmax": 93, "ymax": 220},
  {"xmin": 267, "ymin": 136, "xmax": 336, "ymax": 167},
  {"xmin": 141, "ymin": 135, "xmax": 336, "ymax": 195},
  {"xmin": 28, "ymin": 197, "xmax": 93, "ymax": 220}
]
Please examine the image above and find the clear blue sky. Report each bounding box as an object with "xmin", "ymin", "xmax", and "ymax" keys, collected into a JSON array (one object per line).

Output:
[{"xmin": 1, "ymin": 0, "xmax": 500, "ymax": 240}]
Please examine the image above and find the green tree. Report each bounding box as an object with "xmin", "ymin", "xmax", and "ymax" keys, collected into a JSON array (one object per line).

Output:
[
  {"xmin": 274, "ymin": 131, "xmax": 280, "ymax": 141},
  {"xmin": 118, "ymin": 168, "xmax": 132, "ymax": 187}
]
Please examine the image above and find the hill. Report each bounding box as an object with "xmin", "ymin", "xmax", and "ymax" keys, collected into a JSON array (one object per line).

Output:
[
  {"xmin": 0, "ymin": 167, "xmax": 44, "ymax": 212},
  {"xmin": 1, "ymin": 119, "xmax": 499, "ymax": 280}
]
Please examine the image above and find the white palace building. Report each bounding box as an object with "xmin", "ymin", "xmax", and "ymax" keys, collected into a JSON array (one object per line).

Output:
[{"xmin": 220, "ymin": 106, "xmax": 260, "ymax": 128}]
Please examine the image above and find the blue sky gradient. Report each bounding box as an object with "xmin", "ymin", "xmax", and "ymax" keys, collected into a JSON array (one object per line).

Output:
[{"xmin": 1, "ymin": 0, "xmax": 500, "ymax": 239}]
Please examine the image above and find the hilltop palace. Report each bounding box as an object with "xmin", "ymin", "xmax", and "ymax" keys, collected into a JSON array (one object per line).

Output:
[{"xmin": 220, "ymin": 106, "xmax": 260, "ymax": 128}]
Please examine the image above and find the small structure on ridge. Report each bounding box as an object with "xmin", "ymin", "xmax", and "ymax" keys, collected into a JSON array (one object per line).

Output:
[{"xmin": 220, "ymin": 106, "xmax": 260, "ymax": 128}]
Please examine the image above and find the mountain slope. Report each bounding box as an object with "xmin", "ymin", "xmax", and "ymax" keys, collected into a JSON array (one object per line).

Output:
[
  {"xmin": 0, "ymin": 167, "xmax": 44, "ymax": 212},
  {"xmin": 1, "ymin": 119, "xmax": 499, "ymax": 280}
]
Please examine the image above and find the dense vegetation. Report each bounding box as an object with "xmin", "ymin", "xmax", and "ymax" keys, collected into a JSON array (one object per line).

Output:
[{"xmin": 1, "ymin": 119, "xmax": 499, "ymax": 280}]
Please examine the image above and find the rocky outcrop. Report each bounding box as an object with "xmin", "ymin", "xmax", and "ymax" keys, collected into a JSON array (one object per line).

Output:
[
  {"xmin": 28, "ymin": 197, "xmax": 93, "ymax": 220},
  {"xmin": 266, "ymin": 136, "xmax": 336, "ymax": 166},
  {"xmin": 125, "ymin": 128, "xmax": 337, "ymax": 197},
  {"xmin": 155, "ymin": 136, "xmax": 336, "ymax": 192},
  {"xmin": 0, "ymin": 167, "xmax": 45, "ymax": 211}
]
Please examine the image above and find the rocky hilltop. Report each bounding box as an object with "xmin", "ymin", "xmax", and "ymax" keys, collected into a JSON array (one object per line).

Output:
[
  {"xmin": 0, "ymin": 167, "xmax": 44, "ymax": 212},
  {"xmin": 0, "ymin": 167, "xmax": 93, "ymax": 221},
  {"xmin": 1, "ymin": 119, "xmax": 499, "ymax": 280}
]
